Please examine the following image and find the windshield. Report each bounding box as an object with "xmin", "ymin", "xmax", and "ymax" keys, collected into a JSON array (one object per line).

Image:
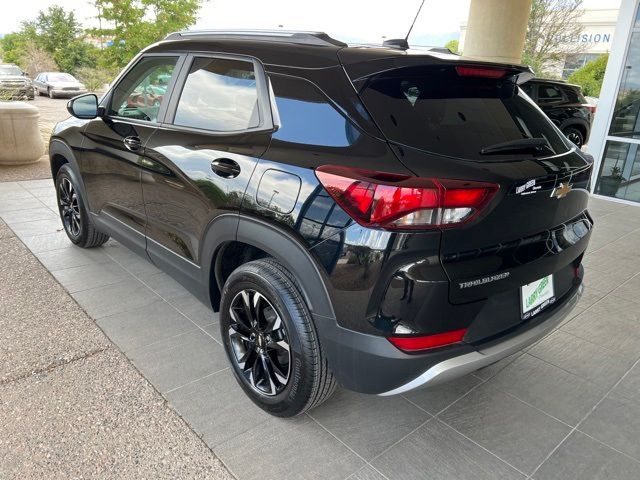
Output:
[
  {"xmin": 48, "ymin": 73, "xmax": 76, "ymax": 82},
  {"xmin": 357, "ymin": 65, "xmax": 571, "ymax": 161},
  {"xmin": 0, "ymin": 65, "xmax": 23, "ymax": 76}
]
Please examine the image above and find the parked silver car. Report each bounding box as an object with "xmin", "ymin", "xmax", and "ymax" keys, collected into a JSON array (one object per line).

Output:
[{"xmin": 33, "ymin": 72, "xmax": 87, "ymax": 98}]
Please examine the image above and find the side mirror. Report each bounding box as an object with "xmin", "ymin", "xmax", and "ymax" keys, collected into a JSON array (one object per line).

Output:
[{"xmin": 67, "ymin": 94, "xmax": 99, "ymax": 119}]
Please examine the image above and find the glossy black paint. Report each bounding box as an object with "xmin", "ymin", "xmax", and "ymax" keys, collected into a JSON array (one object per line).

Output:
[
  {"xmin": 50, "ymin": 33, "xmax": 593, "ymax": 394},
  {"xmin": 521, "ymin": 78, "xmax": 592, "ymax": 144}
]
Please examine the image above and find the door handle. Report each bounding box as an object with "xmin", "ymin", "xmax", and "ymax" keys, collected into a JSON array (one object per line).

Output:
[
  {"xmin": 211, "ymin": 158, "xmax": 241, "ymax": 179},
  {"xmin": 123, "ymin": 136, "xmax": 142, "ymax": 151}
]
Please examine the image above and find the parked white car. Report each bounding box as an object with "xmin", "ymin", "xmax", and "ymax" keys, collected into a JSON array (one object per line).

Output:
[{"xmin": 33, "ymin": 72, "xmax": 87, "ymax": 98}]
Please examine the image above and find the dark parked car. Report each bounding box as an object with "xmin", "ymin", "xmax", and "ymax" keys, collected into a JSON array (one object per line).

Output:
[
  {"xmin": 50, "ymin": 31, "xmax": 592, "ymax": 417},
  {"xmin": 33, "ymin": 72, "xmax": 88, "ymax": 98},
  {"xmin": 520, "ymin": 78, "xmax": 592, "ymax": 148},
  {"xmin": 0, "ymin": 64, "xmax": 34, "ymax": 100}
]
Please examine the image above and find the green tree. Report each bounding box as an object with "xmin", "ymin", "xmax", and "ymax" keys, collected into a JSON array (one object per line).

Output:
[
  {"xmin": 91, "ymin": 0, "xmax": 202, "ymax": 68},
  {"xmin": 0, "ymin": 32, "xmax": 30, "ymax": 65},
  {"xmin": 0, "ymin": 6, "xmax": 99, "ymax": 74},
  {"xmin": 523, "ymin": 0, "xmax": 584, "ymax": 76},
  {"xmin": 24, "ymin": 6, "xmax": 81, "ymax": 55},
  {"xmin": 567, "ymin": 53, "xmax": 608, "ymax": 97},
  {"xmin": 444, "ymin": 39, "xmax": 459, "ymax": 54}
]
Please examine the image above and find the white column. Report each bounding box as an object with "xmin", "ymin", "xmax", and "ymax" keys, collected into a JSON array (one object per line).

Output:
[{"xmin": 462, "ymin": 0, "xmax": 532, "ymax": 64}]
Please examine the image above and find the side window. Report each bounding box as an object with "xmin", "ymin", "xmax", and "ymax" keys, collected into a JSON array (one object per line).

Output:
[
  {"xmin": 270, "ymin": 74, "xmax": 361, "ymax": 147},
  {"xmin": 109, "ymin": 56, "xmax": 178, "ymax": 122},
  {"xmin": 520, "ymin": 82, "xmax": 535, "ymax": 99},
  {"xmin": 173, "ymin": 57, "xmax": 259, "ymax": 131},
  {"xmin": 537, "ymin": 84, "xmax": 564, "ymax": 104}
]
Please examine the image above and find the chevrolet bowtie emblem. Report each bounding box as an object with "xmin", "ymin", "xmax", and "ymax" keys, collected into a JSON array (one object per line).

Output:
[{"xmin": 551, "ymin": 182, "xmax": 572, "ymax": 199}]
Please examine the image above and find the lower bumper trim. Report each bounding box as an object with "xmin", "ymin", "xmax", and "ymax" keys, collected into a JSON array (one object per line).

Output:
[{"xmin": 378, "ymin": 284, "xmax": 583, "ymax": 396}]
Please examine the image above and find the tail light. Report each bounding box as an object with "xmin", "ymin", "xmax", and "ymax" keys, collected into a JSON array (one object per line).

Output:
[
  {"xmin": 315, "ymin": 165, "xmax": 499, "ymax": 230},
  {"xmin": 455, "ymin": 66, "xmax": 508, "ymax": 79},
  {"xmin": 388, "ymin": 328, "xmax": 467, "ymax": 352},
  {"xmin": 582, "ymin": 104, "xmax": 596, "ymax": 114}
]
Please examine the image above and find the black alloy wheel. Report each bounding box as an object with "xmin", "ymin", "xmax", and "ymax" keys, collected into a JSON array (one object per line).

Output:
[
  {"xmin": 55, "ymin": 164, "xmax": 110, "ymax": 248},
  {"xmin": 58, "ymin": 177, "xmax": 82, "ymax": 238},
  {"xmin": 564, "ymin": 127, "xmax": 584, "ymax": 148},
  {"xmin": 220, "ymin": 258, "xmax": 336, "ymax": 417},
  {"xmin": 228, "ymin": 289, "xmax": 291, "ymax": 396}
]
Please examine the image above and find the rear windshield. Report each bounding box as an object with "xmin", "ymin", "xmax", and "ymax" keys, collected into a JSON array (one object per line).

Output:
[{"xmin": 357, "ymin": 65, "xmax": 570, "ymax": 160}]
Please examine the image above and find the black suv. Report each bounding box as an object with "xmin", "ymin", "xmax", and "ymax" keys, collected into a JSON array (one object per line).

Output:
[
  {"xmin": 50, "ymin": 31, "xmax": 592, "ymax": 417},
  {"xmin": 520, "ymin": 78, "xmax": 592, "ymax": 148}
]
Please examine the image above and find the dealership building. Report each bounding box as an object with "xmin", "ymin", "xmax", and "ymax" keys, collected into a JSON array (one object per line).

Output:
[
  {"xmin": 588, "ymin": 0, "xmax": 640, "ymax": 205},
  {"xmin": 459, "ymin": 8, "xmax": 618, "ymax": 79}
]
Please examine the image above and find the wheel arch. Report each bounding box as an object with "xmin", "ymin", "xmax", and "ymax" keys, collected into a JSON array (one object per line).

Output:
[
  {"xmin": 48, "ymin": 139, "xmax": 88, "ymax": 199},
  {"xmin": 202, "ymin": 215, "xmax": 336, "ymax": 321}
]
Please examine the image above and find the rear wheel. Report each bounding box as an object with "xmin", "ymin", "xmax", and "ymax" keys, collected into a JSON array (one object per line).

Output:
[
  {"xmin": 220, "ymin": 258, "xmax": 336, "ymax": 417},
  {"xmin": 563, "ymin": 126, "xmax": 584, "ymax": 148},
  {"xmin": 55, "ymin": 164, "xmax": 109, "ymax": 248}
]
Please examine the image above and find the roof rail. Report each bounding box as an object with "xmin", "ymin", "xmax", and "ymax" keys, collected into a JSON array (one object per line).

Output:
[{"xmin": 164, "ymin": 29, "xmax": 347, "ymax": 47}]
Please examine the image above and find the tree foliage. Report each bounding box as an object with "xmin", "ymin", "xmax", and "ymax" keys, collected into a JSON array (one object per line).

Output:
[
  {"xmin": 444, "ymin": 39, "xmax": 459, "ymax": 54},
  {"xmin": 523, "ymin": 0, "xmax": 584, "ymax": 76},
  {"xmin": 90, "ymin": 0, "xmax": 202, "ymax": 68},
  {"xmin": 567, "ymin": 53, "xmax": 608, "ymax": 97},
  {"xmin": 0, "ymin": 6, "xmax": 99, "ymax": 74}
]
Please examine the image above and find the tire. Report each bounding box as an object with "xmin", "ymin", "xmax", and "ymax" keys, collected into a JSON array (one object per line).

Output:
[
  {"xmin": 220, "ymin": 258, "xmax": 336, "ymax": 417},
  {"xmin": 563, "ymin": 126, "xmax": 584, "ymax": 148},
  {"xmin": 55, "ymin": 164, "xmax": 110, "ymax": 248}
]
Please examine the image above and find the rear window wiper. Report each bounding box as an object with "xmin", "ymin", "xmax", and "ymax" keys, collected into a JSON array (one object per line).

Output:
[{"xmin": 480, "ymin": 138, "xmax": 552, "ymax": 155}]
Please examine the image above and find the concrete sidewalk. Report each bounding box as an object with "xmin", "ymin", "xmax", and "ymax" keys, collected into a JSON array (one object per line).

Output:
[{"xmin": 0, "ymin": 216, "xmax": 234, "ymax": 479}]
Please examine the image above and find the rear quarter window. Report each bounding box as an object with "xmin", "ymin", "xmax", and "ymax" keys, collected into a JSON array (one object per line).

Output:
[
  {"xmin": 270, "ymin": 74, "xmax": 361, "ymax": 147},
  {"xmin": 356, "ymin": 65, "xmax": 570, "ymax": 161}
]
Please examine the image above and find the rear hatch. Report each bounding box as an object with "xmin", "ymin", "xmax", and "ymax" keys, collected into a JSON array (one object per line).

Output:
[{"xmin": 341, "ymin": 50, "xmax": 593, "ymax": 338}]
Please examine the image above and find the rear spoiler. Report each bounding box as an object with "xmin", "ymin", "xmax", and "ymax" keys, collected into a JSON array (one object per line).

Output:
[{"xmin": 339, "ymin": 50, "xmax": 535, "ymax": 85}]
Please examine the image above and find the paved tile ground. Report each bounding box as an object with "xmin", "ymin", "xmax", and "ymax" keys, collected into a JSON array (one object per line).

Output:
[
  {"xmin": 2, "ymin": 176, "xmax": 640, "ymax": 479},
  {"xmin": 0, "ymin": 189, "xmax": 233, "ymax": 478}
]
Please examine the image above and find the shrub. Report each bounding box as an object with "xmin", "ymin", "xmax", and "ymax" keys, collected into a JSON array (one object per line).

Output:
[
  {"xmin": 568, "ymin": 54, "xmax": 609, "ymax": 97},
  {"xmin": 74, "ymin": 66, "xmax": 118, "ymax": 92}
]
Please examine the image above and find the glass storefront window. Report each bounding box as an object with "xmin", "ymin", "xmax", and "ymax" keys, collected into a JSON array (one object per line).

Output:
[
  {"xmin": 596, "ymin": 14, "xmax": 640, "ymax": 203},
  {"xmin": 608, "ymin": 33, "xmax": 640, "ymax": 138},
  {"xmin": 595, "ymin": 140, "xmax": 640, "ymax": 201}
]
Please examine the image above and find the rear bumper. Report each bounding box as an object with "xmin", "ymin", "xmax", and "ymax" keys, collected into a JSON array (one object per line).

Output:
[
  {"xmin": 379, "ymin": 283, "xmax": 582, "ymax": 395},
  {"xmin": 316, "ymin": 282, "xmax": 583, "ymax": 395}
]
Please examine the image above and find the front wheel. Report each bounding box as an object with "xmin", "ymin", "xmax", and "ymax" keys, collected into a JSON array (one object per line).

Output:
[
  {"xmin": 55, "ymin": 164, "xmax": 110, "ymax": 248},
  {"xmin": 220, "ymin": 258, "xmax": 336, "ymax": 417}
]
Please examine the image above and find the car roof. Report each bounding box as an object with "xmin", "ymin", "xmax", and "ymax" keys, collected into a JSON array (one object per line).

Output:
[
  {"xmin": 147, "ymin": 30, "xmax": 461, "ymax": 69},
  {"xmin": 530, "ymin": 77, "xmax": 582, "ymax": 90}
]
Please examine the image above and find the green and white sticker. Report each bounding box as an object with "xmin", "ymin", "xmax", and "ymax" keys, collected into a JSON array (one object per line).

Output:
[{"xmin": 521, "ymin": 274, "xmax": 555, "ymax": 319}]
